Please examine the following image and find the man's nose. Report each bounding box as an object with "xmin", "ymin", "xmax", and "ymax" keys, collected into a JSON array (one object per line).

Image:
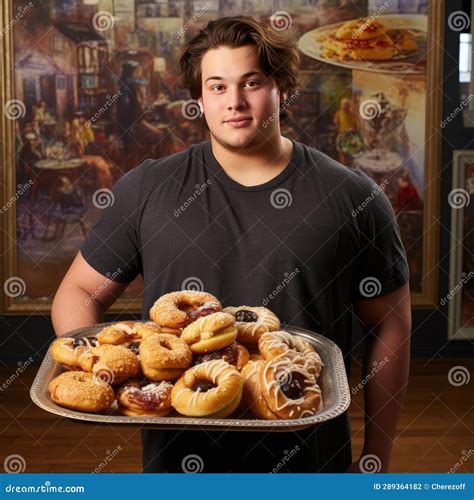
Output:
[{"xmin": 227, "ymin": 86, "xmax": 247, "ymax": 110}]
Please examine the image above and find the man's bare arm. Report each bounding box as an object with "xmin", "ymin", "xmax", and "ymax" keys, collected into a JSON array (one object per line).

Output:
[
  {"xmin": 351, "ymin": 282, "xmax": 412, "ymax": 472},
  {"xmin": 51, "ymin": 251, "xmax": 129, "ymax": 337}
]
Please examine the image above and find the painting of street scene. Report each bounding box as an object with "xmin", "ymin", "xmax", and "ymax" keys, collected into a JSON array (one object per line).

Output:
[{"xmin": 8, "ymin": 0, "xmax": 428, "ymax": 309}]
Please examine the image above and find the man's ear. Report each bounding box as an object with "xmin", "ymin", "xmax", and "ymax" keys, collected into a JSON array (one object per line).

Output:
[{"xmin": 198, "ymin": 97, "xmax": 204, "ymax": 114}]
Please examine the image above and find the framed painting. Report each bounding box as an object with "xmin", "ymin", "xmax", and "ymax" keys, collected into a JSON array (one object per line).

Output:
[
  {"xmin": 1, "ymin": 0, "xmax": 444, "ymax": 313},
  {"xmin": 448, "ymin": 150, "xmax": 474, "ymax": 340}
]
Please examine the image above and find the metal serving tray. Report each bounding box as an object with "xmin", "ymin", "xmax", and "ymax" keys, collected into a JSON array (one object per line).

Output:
[{"xmin": 31, "ymin": 322, "xmax": 350, "ymax": 431}]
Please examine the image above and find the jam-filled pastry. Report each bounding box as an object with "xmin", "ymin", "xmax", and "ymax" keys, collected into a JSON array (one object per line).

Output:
[
  {"xmin": 222, "ymin": 306, "xmax": 280, "ymax": 343},
  {"xmin": 149, "ymin": 290, "xmax": 222, "ymax": 334},
  {"xmin": 192, "ymin": 341, "xmax": 249, "ymax": 371},
  {"xmin": 97, "ymin": 321, "xmax": 161, "ymax": 345},
  {"xmin": 139, "ymin": 333, "xmax": 192, "ymax": 381},
  {"xmin": 50, "ymin": 336, "xmax": 99, "ymax": 370},
  {"xmin": 242, "ymin": 358, "xmax": 322, "ymax": 420},
  {"xmin": 181, "ymin": 312, "xmax": 237, "ymax": 354},
  {"xmin": 241, "ymin": 359, "xmax": 280, "ymax": 420},
  {"xmin": 259, "ymin": 331, "xmax": 323, "ymax": 379},
  {"xmin": 260, "ymin": 358, "xmax": 322, "ymax": 419},
  {"xmin": 171, "ymin": 360, "xmax": 243, "ymax": 418},
  {"xmin": 78, "ymin": 344, "xmax": 140, "ymax": 385},
  {"xmin": 48, "ymin": 371, "xmax": 115, "ymax": 413},
  {"xmin": 117, "ymin": 378, "xmax": 173, "ymax": 416}
]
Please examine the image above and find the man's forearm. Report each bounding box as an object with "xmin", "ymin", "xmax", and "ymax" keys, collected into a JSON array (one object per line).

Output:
[
  {"xmin": 51, "ymin": 284, "xmax": 105, "ymax": 337},
  {"xmin": 361, "ymin": 321, "xmax": 411, "ymax": 471}
]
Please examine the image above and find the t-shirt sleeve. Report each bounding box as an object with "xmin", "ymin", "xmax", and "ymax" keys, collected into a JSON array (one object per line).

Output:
[
  {"xmin": 350, "ymin": 177, "xmax": 410, "ymax": 302},
  {"xmin": 80, "ymin": 164, "xmax": 148, "ymax": 283}
]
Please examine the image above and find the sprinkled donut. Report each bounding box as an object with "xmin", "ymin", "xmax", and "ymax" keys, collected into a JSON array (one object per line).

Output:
[
  {"xmin": 78, "ymin": 344, "xmax": 140, "ymax": 385},
  {"xmin": 48, "ymin": 371, "xmax": 115, "ymax": 412},
  {"xmin": 139, "ymin": 333, "xmax": 192, "ymax": 381},
  {"xmin": 97, "ymin": 321, "xmax": 162, "ymax": 345},
  {"xmin": 149, "ymin": 291, "xmax": 222, "ymax": 334}
]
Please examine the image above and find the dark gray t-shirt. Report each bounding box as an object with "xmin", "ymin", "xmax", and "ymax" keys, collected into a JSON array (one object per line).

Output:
[{"xmin": 81, "ymin": 138, "xmax": 409, "ymax": 472}]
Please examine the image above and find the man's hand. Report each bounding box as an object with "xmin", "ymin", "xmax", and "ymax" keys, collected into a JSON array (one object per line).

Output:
[{"xmin": 352, "ymin": 282, "xmax": 412, "ymax": 473}]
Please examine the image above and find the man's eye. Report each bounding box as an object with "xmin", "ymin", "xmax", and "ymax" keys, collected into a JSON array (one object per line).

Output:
[
  {"xmin": 211, "ymin": 85, "xmax": 224, "ymax": 91},
  {"xmin": 245, "ymin": 81, "xmax": 259, "ymax": 87}
]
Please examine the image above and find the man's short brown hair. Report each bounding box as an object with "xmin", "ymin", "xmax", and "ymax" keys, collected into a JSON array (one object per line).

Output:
[{"xmin": 179, "ymin": 15, "xmax": 301, "ymax": 121}]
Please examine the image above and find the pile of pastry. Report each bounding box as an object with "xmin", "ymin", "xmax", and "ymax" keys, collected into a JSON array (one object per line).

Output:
[
  {"xmin": 48, "ymin": 290, "xmax": 323, "ymax": 420},
  {"xmin": 316, "ymin": 17, "xmax": 418, "ymax": 61}
]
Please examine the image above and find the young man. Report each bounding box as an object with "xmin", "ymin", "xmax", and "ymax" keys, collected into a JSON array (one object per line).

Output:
[{"xmin": 52, "ymin": 16, "xmax": 411, "ymax": 473}]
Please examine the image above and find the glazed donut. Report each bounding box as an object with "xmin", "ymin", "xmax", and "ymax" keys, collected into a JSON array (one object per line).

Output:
[
  {"xmin": 50, "ymin": 336, "xmax": 99, "ymax": 370},
  {"xmin": 171, "ymin": 360, "xmax": 243, "ymax": 418},
  {"xmin": 117, "ymin": 378, "xmax": 173, "ymax": 416},
  {"xmin": 149, "ymin": 291, "xmax": 222, "ymax": 334},
  {"xmin": 48, "ymin": 371, "xmax": 115, "ymax": 412},
  {"xmin": 223, "ymin": 306, "xmax": 280, "ymax": 343},
  {"xmin": 258, "ymin": 331, "xmax": 323, "ymax": 378},
  {"xmin": 139, "ymin": 333, "xmax": 192, "ymax": 381},
  {"xmin": 259, "ymin": 358, "xmax": 322, "ymax": 419},
  {"xmin": 241, "ymin": 360, "xmax": 280, "ymax": 420},
  {"xmin": 97, "ymin": 321, "xmax": 161, "ymax": 345},
  {"xmin": 192, "ymin": 341, "xmax": 250, "ymax": 371},
  {"xmin": 78, "ymin": 344, "xmax": 140, "ymax": 385},
  {"xmin": 181, "ymin": 312, "xmax": 237, "ymax": 354}
]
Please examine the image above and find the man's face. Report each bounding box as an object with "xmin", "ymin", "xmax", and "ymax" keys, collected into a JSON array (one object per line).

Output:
[{"xmin": 199, "ymin": 45, "xmax": 283, "ymax": 150}]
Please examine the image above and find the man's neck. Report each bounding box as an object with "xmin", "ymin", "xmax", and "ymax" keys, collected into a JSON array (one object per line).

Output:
[{"xmin": 210, "ymin": 135, "xmax": 294, "ymax": 187}]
